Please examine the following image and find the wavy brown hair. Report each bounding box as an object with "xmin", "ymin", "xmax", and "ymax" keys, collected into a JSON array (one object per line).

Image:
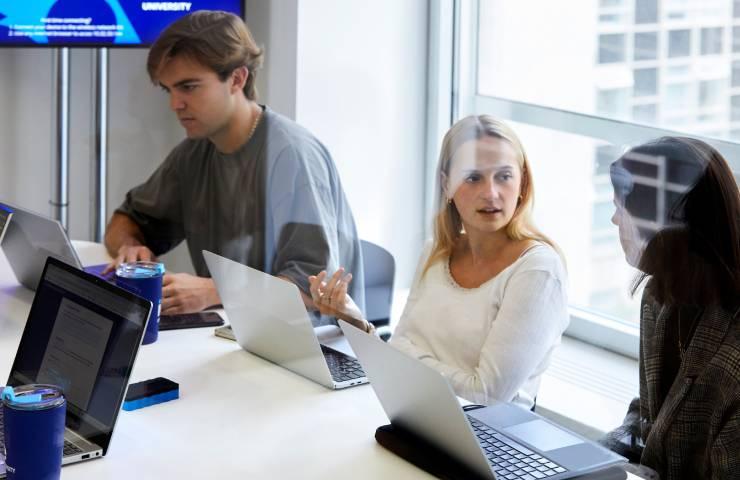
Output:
[
  {"xmin": 423, "ymin": 115, "xmax": 562, "ymax": 276},
  {"xmin": 147, "ymin": 10, "xmax": 264, "ymax": 100}
]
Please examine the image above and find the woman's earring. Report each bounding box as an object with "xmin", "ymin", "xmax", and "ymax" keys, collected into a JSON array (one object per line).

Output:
[{"xmin": 447, "ymin": 197, "xmax": 453, "ymax": 205}]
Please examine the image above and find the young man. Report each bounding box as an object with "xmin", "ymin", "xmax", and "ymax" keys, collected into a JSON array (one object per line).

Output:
[{"xmin": 104, "ymin": 11, "xmax": 364, "ymax": 321}]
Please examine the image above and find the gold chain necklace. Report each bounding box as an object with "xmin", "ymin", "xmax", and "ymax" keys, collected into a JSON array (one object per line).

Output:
[{"xmin": 245, "ymin": 106, "xmax": 262, "ymax": 144}]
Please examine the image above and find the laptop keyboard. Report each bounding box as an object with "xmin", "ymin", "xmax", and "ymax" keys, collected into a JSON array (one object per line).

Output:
[
  {"xmin": 321, "ymin": 345, "xmax": 366, "ymax": 383},
  {"xmin": 0, "ymin": 407, "xmax": 83, "ymax": 457},
  {"xmin": 467, "ymin": 416, "xmax": 567, "ymax": 480},
  {"xmin": 62, "ymin": 442, "xmax": 83, "ymax": 456}
]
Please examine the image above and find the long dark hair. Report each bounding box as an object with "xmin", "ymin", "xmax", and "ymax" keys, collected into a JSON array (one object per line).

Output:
[{"xmin": 611, "ymin": 137, "xmax": 740, "ymax": 308}]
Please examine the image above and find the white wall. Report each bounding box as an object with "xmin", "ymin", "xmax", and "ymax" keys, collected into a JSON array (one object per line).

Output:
[
  {"xmin": 0, "ymin": 1, "xmax": 430, "ymax": 287},
  {"xmin": 294, "ymin": 0, "xmax": 429, "ymax": 286},
  {"xmin": 244, "ymin": 0, "xmax": 298, "ymax": 120},
  {"xmin": 0, "ymin": 50, "xmax": 55, "ymax": 219},
  {"xmin": 0, "ymin": 47, "xmax": 192, "ymax": 271}
]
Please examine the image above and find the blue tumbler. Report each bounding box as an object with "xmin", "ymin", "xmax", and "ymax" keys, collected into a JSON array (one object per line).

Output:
[
  {"xmin": 116, "ymin": 261, "xmax": 165, "ymax": 344},
  {"xmin": 1, "ymin": 385, "xmax": 66, "ymax": 480}
]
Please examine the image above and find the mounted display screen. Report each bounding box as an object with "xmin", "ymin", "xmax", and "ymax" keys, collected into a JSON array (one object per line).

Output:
[{"xmin": 0, "ymin": 1, "xmax": 243, "ymax": 47}]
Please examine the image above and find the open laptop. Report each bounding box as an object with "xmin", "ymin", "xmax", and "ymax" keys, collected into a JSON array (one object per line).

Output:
[
  {"xmin": 203, "ymin": 250, "xmax": 368, "ymax": 390},
  {"xmin": 0, "ymin": 201, "xmax": 111, "ymax": 291},
  {"xmin": 0, "ymin": 257, "xmax": 152, "ymax": 477},
  {"xmin": 0, "ymin": 205, "xmax": 12, "ymax": 245},
  {"xmin": 340, "ymin": 321, "xmax": 627, "ymax": 480}
]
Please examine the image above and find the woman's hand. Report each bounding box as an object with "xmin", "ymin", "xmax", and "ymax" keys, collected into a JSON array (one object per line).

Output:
[{"xmin": 308, "ymin": 268, "xmax": 373, "ymax": 333}]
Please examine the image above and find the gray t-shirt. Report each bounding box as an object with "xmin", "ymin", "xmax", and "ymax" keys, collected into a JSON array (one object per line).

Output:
[{"xmin": 116, "ymin": 106, "xmax": 365, "ymax": 317}]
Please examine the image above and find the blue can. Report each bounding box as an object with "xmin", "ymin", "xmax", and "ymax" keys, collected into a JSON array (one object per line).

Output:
[
  {"xmin": 116, "ymin": 261, "xmax": 165, "ymax": 345},
  {"xmin": 2, "ymin": 385, "xmax": 66, "ymax": 480}
]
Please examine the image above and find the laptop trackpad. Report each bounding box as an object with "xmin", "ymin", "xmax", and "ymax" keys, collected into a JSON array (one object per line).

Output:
[{"xmin": 504, "ymin": 419, "xmax": 582, "ymax": 452}]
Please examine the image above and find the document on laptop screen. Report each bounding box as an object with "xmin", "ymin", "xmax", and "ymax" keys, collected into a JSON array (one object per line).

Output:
[{"xmin": 37, "ymin": 298, "xmax": 113, "ymax": 410}]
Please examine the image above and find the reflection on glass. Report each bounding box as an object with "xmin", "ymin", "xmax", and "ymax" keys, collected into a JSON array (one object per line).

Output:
[
  {"xmin": 668, "ymin": 29, "xmax": 691, "ymax": 58},
  {"xmin": 635, "ymin": 0, "xmax": 658, "ymax": 24},
  {"xmin": 700, "ymin": 26, "xmax": 724, "ymax": 55},
  {"xmin": 633, "ymin": 104, "xmax": 658, "ymax": 123},
  {"xmin": 634, "ymin": 32, "xmax": 658, "ymax": 60},
  {"xmin": 732, "ymin": 25, "xmax": 740, "ymax": 52},
  {"xmin": 477, "ymin": 0, "xmax": 740, "ymax": 140},
  {"xmin": 474, "ymin": 1, "xmax": 740, "ymax": 325},
  {"xmin": 599, "ymin": 33, "xmax": 627, "ymax": 63},
  {"xmin": 698, "ymin": 79, "xmax": 724, "ymax": 107},
  {"xmin": 634, "ymin": 68, "xmax": 658, "ymax": 97}
]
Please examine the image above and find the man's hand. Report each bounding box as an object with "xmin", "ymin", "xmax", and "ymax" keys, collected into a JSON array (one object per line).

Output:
[
  {"xmin": 161, "ymin": 273, "xmax": 220, "ymax": 315},
  {"xmin": 102, "ymin": 245, "xmax": 157, "ymax": 274}
]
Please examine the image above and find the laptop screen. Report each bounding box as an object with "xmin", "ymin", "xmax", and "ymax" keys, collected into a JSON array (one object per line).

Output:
[
  {"xmin": 6, "ymin": 258, "xmax": 151, "ymax": 452},
  {"xmin": 0, "ymin": 205, "xmax": 11, "ymax": 244},
  {"xmin": 0, "ymin": 202, "xmax": 83, "ymax": 290}
]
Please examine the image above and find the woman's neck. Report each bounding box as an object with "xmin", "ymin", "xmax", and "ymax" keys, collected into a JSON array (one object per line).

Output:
[{"xmin": 464, "ymin": 229, "xmax": 512, "ymax": 266}]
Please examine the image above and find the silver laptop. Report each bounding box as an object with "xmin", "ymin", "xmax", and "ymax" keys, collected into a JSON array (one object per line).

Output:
[
  {"xmin": 0, "ymin": 206, "xmax": 12, "ymax": 245},
  {"xmin": 203, "ymin": 250, "xmax": 369, "ymax": 390},
  {"xmin": 0, "ymin": 257, "xmax": 151, "ymax": 477},
  {"xmin": 0, "ymin": 201, "xmax": 110, "ymax": 291},
  {"xmin": 340, "ymin": 321, "xmax": 627, "ymax": 480}
]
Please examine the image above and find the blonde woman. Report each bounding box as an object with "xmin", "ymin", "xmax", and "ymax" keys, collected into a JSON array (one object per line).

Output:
[{"xmin": 309, "ymin": 116, "xmax": 568, "ymax": 408}]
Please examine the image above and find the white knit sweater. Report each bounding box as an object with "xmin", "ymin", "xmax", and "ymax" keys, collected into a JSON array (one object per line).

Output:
[{"xmin": 390, "ymin": 243, "xmax": 569, "ymax": 409}]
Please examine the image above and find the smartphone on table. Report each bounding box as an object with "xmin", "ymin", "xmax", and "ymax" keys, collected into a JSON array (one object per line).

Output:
[{"xmin": 159, "ymin": 311, "xmax": 224, "ymax": 331}]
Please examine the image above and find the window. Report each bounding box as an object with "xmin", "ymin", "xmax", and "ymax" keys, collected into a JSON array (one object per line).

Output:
[
  {"xmin": 734, "ymin": 0, "xmax": 740, "ymax": 18},
  {"xmin": 634, "ymin": 68, "xmax": 658, "ymax": 97},
  {"xmin": 666, "ymin": 64, "xmax": 691, "ymax": 77},
  {"xmin": 633, "ymin": 104, "xmax": 658, "ymax": 123},
  {"xmin": 665, "ymin": 83, "xmax": 691, "ymax": 109},
  {"xmin": 599, "ymin": 13, "xmax": 623, "ymax": 24},
  {"xmin": 599, "ymin": 34, "xmax": 626, "ymax": 63},
  {"xmin": 733, "ymin": 61, "xmax": 740, "ymax": 87},
  {"xmin": 699, "ymin": 80, "xmax": 724, "ymax": 107},
  {"xmin": 634, "ymin": 32, "xmax": 658, "ymax": 61},
  {"xmin": 668, "ymin": 29, "xmax": 691, "ymax": 58},
  {"xmin": 597, "ymin": 89, "xmax": 630, "ymax": 118},
  {"xmin": 635, "ymin": 0, "xmax": 658, "ymax": 24},
  {"xmin": 700, "ymin": 27, "xmax": 723, "ymax": 55},
  {"xmin": 732, "ymin": 95, "xmax": 740, "ymax": 121},
  {"xmin": 595, "ymin": 145, "xmax": 621, "ymax": 175},
  {"xmin": 733, "ymin": 26, "xmax": 740, "ymax": 53},
  {"xmin": 592, "ymin": 201, "xmax": 616, "ymax": 231},
  {"xmin": 457, "ymin": 0, "xmax": 740, "ymax": 356}
]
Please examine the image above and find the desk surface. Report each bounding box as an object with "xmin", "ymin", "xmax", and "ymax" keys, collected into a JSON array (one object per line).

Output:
[{"xmin": 0, "ymin": 245, "xmax": 636, "ymax": 480}]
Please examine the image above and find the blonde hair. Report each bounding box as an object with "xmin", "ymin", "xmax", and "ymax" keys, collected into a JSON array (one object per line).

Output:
[
  {"xmin": 423, "ymin": 115, "xmax": 563, "ymax": 275},
  {"xmin": 147, "ymin": 11, "xmax": 264, "ymax": 100}
]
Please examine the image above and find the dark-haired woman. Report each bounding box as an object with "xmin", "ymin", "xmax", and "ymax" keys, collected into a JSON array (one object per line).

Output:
[{"xmin": 603, "ymin": 137, "xmax": 740, "ymax": 480}]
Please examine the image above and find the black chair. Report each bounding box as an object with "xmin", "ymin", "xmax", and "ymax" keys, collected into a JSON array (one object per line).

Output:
[{"xmin": 361, "ymin": 240, "xmax": 395, "ymax": 341}]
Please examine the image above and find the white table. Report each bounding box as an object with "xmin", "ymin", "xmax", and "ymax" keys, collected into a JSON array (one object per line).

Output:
[
  {"xmin": 0, "ymin": 245, "xmax": 637, "ymax": 480},
  {"xmin": 0, "ymin": 245, "xmax": 432, "ymax": 479}
]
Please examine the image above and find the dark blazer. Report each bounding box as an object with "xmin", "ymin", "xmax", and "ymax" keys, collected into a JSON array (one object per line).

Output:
[{"xmin": 603, "ymin": 290, "xmax": 740, "ymax": 480}]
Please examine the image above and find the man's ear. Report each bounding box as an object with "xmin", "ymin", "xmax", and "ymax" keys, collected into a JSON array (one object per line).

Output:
[{"xmin": 231, "ymin": 66, "xmax": 248, "ymax": 93}]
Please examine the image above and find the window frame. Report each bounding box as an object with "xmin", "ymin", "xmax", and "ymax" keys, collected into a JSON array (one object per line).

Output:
[{"xmin": 426, "ymin": 0, "xmax": 740, "ymax": 359}]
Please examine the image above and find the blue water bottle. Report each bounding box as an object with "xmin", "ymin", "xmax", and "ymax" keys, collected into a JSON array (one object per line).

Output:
[
  {"xmin": 1, "ymin": 385, "xmax": 66, "ymax": 480},
  {"xmin": 116, "ymin": 261, "xmax": 165, "ymax": 344}
]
